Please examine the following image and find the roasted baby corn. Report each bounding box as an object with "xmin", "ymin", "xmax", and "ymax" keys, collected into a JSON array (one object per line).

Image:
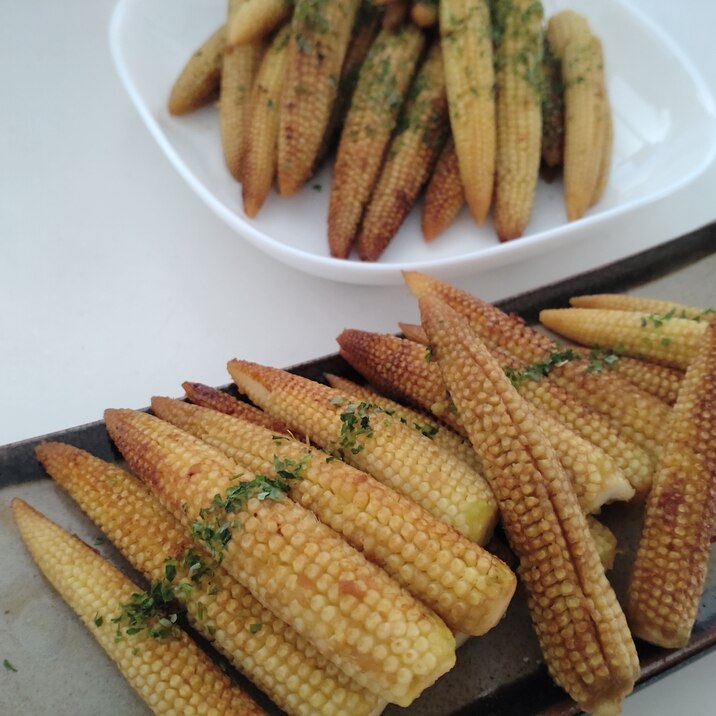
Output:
[
  {"xmin": 12, "ymin": 498, "xmax": 266, "ymax": 716},
  {"xmin": 104, "ymin": 408, "xmax": 456, "ymax": 706},
  {"xmin": 541, "ymin": 36, "xmax": 564, "ymax": 168},
  {"xmin": 277, "ymin": 0, "xmax": 361, "ymax": 197},
  {"xmin": 607, "ymin": 356, "xmax": 683, "ymax": 406},
  {"xmin": 421, "ymin": 137, "xmax": 465, "ymax": 241},
  {"xmin": 35, "ymin": 442, "xmax": 384, "ymax": 716},
  {"xmin": 627, "ymin": 321, "xmax": 716, "ymax": 648},
  {"xmin": 328, "ymin": 23, "xmax": 425, "ymax": 258},
  {"xmin": 440, "ymin": 0, "xmax": 496, "ymax": 224},
  {"xmin": 419, "ymin": 295, "xmax": 639, "ymax": 716},
  {"xmin": 492, "ymin": 0, "xmax": 544, "ymax": 241},
  {"xmin": 227, "ymin": 359, "xmax": 498, "ymax": 544},
  {"xmin": 355, "ymin": 41, "xmax": 449, "ymax": 261},
  {"xmin": 540, "ymin": 307, "xmax": 707, "ymax": 370},
  {"xmin": 151, "ymin": 396, "xmax": 516, "ymax": 636},
  {"xmin": 227, "ymin": 0, "xmax": 293, "ymax": 46},
  {"xmin": 569, "ymin": 293, "xmax": 713, "ymax": 320}
]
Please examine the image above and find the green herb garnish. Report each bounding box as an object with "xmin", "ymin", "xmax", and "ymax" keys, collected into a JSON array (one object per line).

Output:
[
  {"xmin": 504, "ymin": 349, "xmax": 581, "ymax": 386},
  {"xmin": 4, "ymin": 659, "xmax": 18, "ymax": 672},
  {"xmin": 338, "ymin": 402, "xmax": 375, "ymax": 456}
]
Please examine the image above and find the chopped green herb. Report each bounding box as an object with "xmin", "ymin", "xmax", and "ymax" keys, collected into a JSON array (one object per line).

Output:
[
  {"xmin": 4, "ymin": 659, "xmax": 17, "ymax": 672},
  {"xmin": 338, "ymin": 402, "xmax": 375, "ymax": 456},
  {"xmin": 587, "ymin": 346, "xmax": 621, "ymax": 373},
  {"xmin": 692, "ymin": 308, "xmax": 715, "ymax": 322},
  {"xmin": 249, "ymin": 623, "xmax": 263, "ymax": 634},
  {"xmin": 93, "ymin": 535, "xmax": 106, "ymax": 545},
  {"xmin": 641, "ymin": 309, "xmax": 676, "ymax": 329},
  {"xmin": 312, "ymin": 184, "xmax": 322, "ymax": 191},
  {"xmin": 504, "ymin": 349, "xmax": 581, "ymax": 386},
  {"xmin": 661, "ymin": 337, "xmax": 672, "ymax": 346},
  {"xmin": 424, "ymin": 345, "xmax": 433, "ymax": 362},
  {"xmin": 413, "ymin": 422, "xmax": 439, "ymax": 438},
  {"xmin": 93, "ymin": 613, "xmax": 104, "ymax": 628}
]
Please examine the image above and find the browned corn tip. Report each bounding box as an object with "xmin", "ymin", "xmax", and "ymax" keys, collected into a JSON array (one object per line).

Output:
[
  {"xmin": 627, "ymin": 321, "xmax": 716, "ymax": 649},
  {"xmin": 12, "ymin": 498, "xmax": 265, "ymax": 716},
  {"xmin": 569, "ymin": 293, "xmax": 712, "ymax": 320},
  {"xmin": 418, "ymin": 295, "xmax": 639, "ymax": 715},
  {"xmin": 421, "ymin": 137, "xmax": 465, "ymax": 241},
  {"xmin": 227, "ymin": 0, "xmax": 292, "ymax": 46}
]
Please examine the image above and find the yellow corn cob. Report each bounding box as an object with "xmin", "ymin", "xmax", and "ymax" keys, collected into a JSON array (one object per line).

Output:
[
  {"xmin": 604, "ymin": 356, "xmax": 683, "ymax": 405},
  {"xmin": 421, "ymin": 137, "xmax": 465, "ymax": 240},
  {"xmin": 242, "ymin": 25, "xmax": 291, "ymax": 217},
  {"xmin": 586, "ymin": 516, "xmax": 618, "ymax": 571},
  {"xmin": 227, "ymin": 359, "xmax": 498, "ymax": 544},
  {"xmin": 227, "ymin": 0, "xmax": 293, "ymax": 46},
  {"xmin": 168, "ymin": 25, "xmax": 225, "ymax": 116},
  {"xmin": 328, "ymin": 23, "xmax": 426, "ymax": 258},
  {"xmin": 569, "ymin": 293, "xmax": 713, "ymax": 320},
  {"xmin": 355, "ymin": 42, "xmax": 449, "ymax": 261},
  {"xmin": 541, "ymin": 36, "xmax": 564, "ymax": 167},
  {"xmin": 492, "ymin": 0, "xmax": 543, "ymax": 241},
  {"xmin": 36, "ymin": 443, "xmax": 384, "ymax": 716},
  {"xmin": 151, "ymin": 396, "xmax": 516, "ymax": 636},
  {"xmin": 277, "ymin": 0, "xmax": 361, "ymax": 197},
  {"xmin": 627, "ymin": 321, "xmax": 716, "ymax": 647},
  {"xmin": 540, "ymin": 307, "xmax": 707, "ymax": 370},
  {"xmin": 104, "ymin": 409, "xmax": 456, "ymax": 706},
  {"xmin": 411, "ymin": 0, "xmax": 438, "ymax": 27},
  {"xmin": 418, "ymin": 295, "xmax": 639, "ymax": 715},
  {"xmin": 12, "ymin": 498, "xmax": 266, "ymax": 716}
]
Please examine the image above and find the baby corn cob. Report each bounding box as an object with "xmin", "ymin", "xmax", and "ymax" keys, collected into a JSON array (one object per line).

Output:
[
  {"xmin": 227, "ymin": 359, "xmax": 498, "ymax": 544},
  {"xmin": 36, "ymin": 442, "xmax": 384, "ymax": 716},
  {"xmin": 419, "ymin": 296, "xmax": 639, "ymax": 715},
  {"xmin": 227, "ymin": 0, "xmax": 293, "ymax": 46},
  {"xmin": 277, "ymin": 0, "xmax": 361, "ymax": 197},
  {"xmin": 242, "ymin": 25, "xmax": 291, "ymax": 217},
  {"xmin": 104, "ymin": 409, "xmax": 456, "ymax": 706},
  {"xmin": 168, "ymin": 24, "xmax": 225, "ymax": 116},
  {"xmin": 570, "ymin": 293, "xmax": 713, "ymax": 320},
  {"xmin": 608, "ymin": 356, "xmax": 683, "ymax": 405},
  {"xmin": 492, "ymin": 0, "xmax": 544, "ymax": 241},
  {"xmin": 586, "ymin": 516, "xmax": 618, "ymax": 571},
  {"xmin": 590, "ymin": 85, "xmax": 612, "ymax": 206},
  {"xmin": 151, "ymin": 396, "xmax": 516, "ymax": 636},
  {"xmin": 421, "ymin": 137, "xmax": 465, "ymax": 240},
  {"xmin": 411, "ymin": 0, "xmax": 438, "ymax": 27},
  {"xmin": 541, "ymin": 36, "xmax": 564, "ymax": 168},
  {"xmin": 328, "ymin": 23, "xmax": 425, "ymax": 258},
  {"xmin": 540, "ymin": 307, "xmax": 707, "ymax": 370},
  {"xmin": 440, "ymin": 0, "xmax": 496, "ymax": 224},
  {"xmin": 355, "ymin": 41, "xmax": 449, "ymax": 261},
  {"xmin": 12, "ymin": 498, "xmax": 266, "ymax": 716}
]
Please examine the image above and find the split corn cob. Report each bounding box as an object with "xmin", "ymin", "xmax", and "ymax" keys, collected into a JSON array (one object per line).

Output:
[
  {"xmin": 168, "ymin": 25, "xmax": 225, "ymax": 116},
  {"xmin": 608, "ymin": 356, "xmax": 683, "ymax": 405},
  {"xmin": 151, "ymin": 396, "xmax": 516, "ymax": 636},
  {"xmin": 35, "ymin": 442, "xmax": 384, "ymax": 716},
  {"xmin": 12, "ymin": 498, "xmax": 266, "ymax": 716},
  {"xmin": 227, "ymin": 359, "xmax": 499, "ymax": 544},
  {"xmin": 227, "ymin": 0, "xmax": 293, "ymax": 46},
  {"xmin": 540, "ymin": 307, "xmax": 707, "ymax": 370},
  {"xmin": 104, "ymin": 408, "xmax": 456, "ymax": 706},
  {"xmin": 277, "ymin": 0, "xmax": 361, "ymax": 197},
  {"xmin": 439, "ymin": 0, "xmax": 496, "ymax": 224},
  {"xmin": 569, "ymin": 293, "xmax": 713, "ymax": 320},
  {"xmin": 418, "ymin": 295, "xmax": 639, "ymax": 715},
  {"xmin": 421, "ymin": 137, "xmax": 465, "ymax": 240},
  {"xmin": 627, "ymin": 320, "xmax": 716, "ymax": 648},
  {"xmin": 492, "ymin": 0, "xmax": 544, "ymax": 241},
  {"xmin": 541, "ymin": 36, "xmax": 564, "ymax": 167},
  {"xmin": 411, "ymin": 0, "xmax": 438, "ymax": 27},
  {"xmin": 355, "ymin": 41, "xmax": 449, "ymax": 261},
  {"xmin": 328, "ymin": 23, "xmax": 425, "ymax": 258}
]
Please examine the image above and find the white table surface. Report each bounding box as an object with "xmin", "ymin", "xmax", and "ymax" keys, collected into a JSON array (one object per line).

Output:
[{"xmin": 2, "ymin": 1, "xmax": 715, "ymax": 714}]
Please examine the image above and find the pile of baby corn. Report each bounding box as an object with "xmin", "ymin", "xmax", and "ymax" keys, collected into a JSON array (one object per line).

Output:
[{"xmin": 168, "ymin": 0, "xmax": 611, "ymax": 260}]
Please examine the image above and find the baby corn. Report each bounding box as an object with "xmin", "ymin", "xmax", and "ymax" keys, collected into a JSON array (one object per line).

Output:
[
  {"xmin": 570, "ymin": 293, "xmax": 713, "ymax": 321},
  {"xmin": 328, "ymin": 23, "xmax": 425, "ymax": 258},
  {"xmin": 439, "ymin": 0, "xmax": 495, "ymax": 224},
  {"xmin": 12, "ymin": 498, "xmax": 266, "ymax": 716},
  {"xmin": 36, "ymin": 443, "xmax": 383, "ymax": 716},
  {"xmin": 421, "ymin": 137, "xmax": 465, "ymax": 240},
  {"xmin": 541, "ymin": 36, "xmax": 564, "ymax": 168},
  {"xmin": 419, "ymin": 295, "xmax": 639, "ymax": 716},
  {"xmin": 104, "ymin": 409, "xmax": 456, "ymax": 706},
  {"xmin": 227, "ymin": 359, "xmax": 498, "ymax": 544},
  {"xmin": 608, "ymin": 356, "xmax": 683, "ymax": 405},
  {"xmin": 627, "ymin": 321, "xmax": 716, "ymax": 648},
  {"xmin": 492, "ymin": 0, "xmax": 544, "ymax": 241},
  {"xmin": 227, "ymin": 0, "xmax": 292, "ymax": 46}
]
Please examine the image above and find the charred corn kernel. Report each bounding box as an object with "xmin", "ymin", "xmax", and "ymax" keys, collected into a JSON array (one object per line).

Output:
[
  {"xmin": 608, "ymin": 356, "xmax": 683, "ymax": 405},
  {"xmin": 355, "ymin": 42, "xmax": 448, "ymax": 261},
  {"xmin": 421, "ymin": 137, "xmax": 465, "ymax": 240},
  {"xmin": 586, "ymin": 516, "xmax": 618, "ymax": 572},
  {"xmin": 227, "ymin": 0, "xmax": 292, "ymax": 46},
  {"xmin": 151, "ymin": 396, "xmax": 516, "ymax": 636},
  {"xmin": 168, "ymin": 25, "xmax": 224, "ymax": 115},
  {"xmin": 404, "ymin": 271, "xmax": 670, "ymax": 455},
  {"xmin": 328, "ymin": 23, "xmax": 425, "ymax": 258},
  {"xmin": 541, "ymin": 36, "xmax": 564, "ymax": 167},
  {"xmin": 627, "ymin": 322, "xmax": 716, "ymax": 648},
  {"xmin": 12, "ymin": 498, "xmax": 265, "ymax": 716},
  {"xmin": 569, "ymin": 293, "xmax": 713, "ymax": 320},
  {"xmin": 419, "ymin": 295, "xmax": 639, "ymax": 715},
  {"xmin": 540, "ymin": 307, "xmax": 707, "ymax": 370},
  {"xmin": 36, "ymin": 443, "xmax": 384, "ymax": 716},
  {"xmin": 440, "ymin": 0, "xmax": 495, "ymax": 224},
  {"xmin": 492, "ymin": 0, "xmax": 543, "ymax": 241},
  {"xmin": 104, "ymin": 409, "xmax": 456, "ymax": 707},
  {"xmin": 411, "ymin": 0, "xmax": 438, "ymax": 27},
  {"xmin": 242, "ymin": 25, "xmax": 291, "ymax": 217},
  {"xmin": 227, "ymin": 359, "xmax": 498, "ymax": 544},
  {"xmin": 277, "ymin": 0, "xmax": 361, "ymax": 197}
]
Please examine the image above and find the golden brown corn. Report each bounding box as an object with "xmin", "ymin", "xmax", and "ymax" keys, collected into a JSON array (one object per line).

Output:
[
  {"xmin": 227, "ymin": 359, "xmax": 498, "ymax": 544},
  {"xmin": 440, "ymin": 0, "xmax": 495, "ymax": 224},
  {"xmin": 355, "ymin": 41, "xmax": 449, "ymax": 261},
  {"xmin": 227, "ymin": 0, "xmax": 292, "ymax": 46},
  {"xmin": 328, "ymin": 23, "xmax": 425, "ymax": 258},
  {"xmin": 36, "ymin": 442, "xmax": 384, "ymax": 716},
  {"xmin": 492, "ymin": 0, "xmax": 544, "ymax": 241},
  {"xmin": 541, "ymin": 36, "xmax": 564, "ymax": 167},
  {"xmin": 608, "ymin": 356, "xmax": 683, "ymax": 405},
  {"xmin": 421, "ymin": 137, "xmax": 465, "ymax": 240},
  {"xmin": 627, "ymin": 321, "xmax": 716, "ymax": 648},
  {"xmin": 12, "ymin": 498, "xmax": 266, "ymax": 716},
  {"xmin": 104, "ymin": 408, "xmax": 456, "ymax": 707},
  {"xmin": 569, "ymin": 293, "xmax": 712, "ymax": 320},
  {"xmin": 419, "ymin": 295, "xmax": 639, "ymax": 715}
]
